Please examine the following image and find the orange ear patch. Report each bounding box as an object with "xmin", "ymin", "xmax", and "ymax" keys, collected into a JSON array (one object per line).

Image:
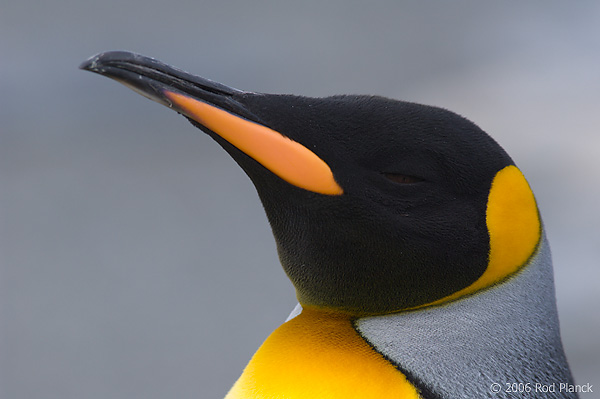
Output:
[
  {"xmin": 416, "ymin": 165, "xmax": 541, "ymax": 308},
  {"xmin": 484, "ymin": 165, "xmax": 541, "ymax": 284}
]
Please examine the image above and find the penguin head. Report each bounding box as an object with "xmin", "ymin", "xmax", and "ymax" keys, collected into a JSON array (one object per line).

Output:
[{"xmin": 81, "ymin": 52, "xmax": 541, "ymax": 315}]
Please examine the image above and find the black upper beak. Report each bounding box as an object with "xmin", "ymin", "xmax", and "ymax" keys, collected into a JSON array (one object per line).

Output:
[
  {"xmin": 80, "ymin": 51, "xmax": 343, "ymax": 196},
  {"xmin": 79, "ymin": 51, "xmax": 250, "ymax": 118}
]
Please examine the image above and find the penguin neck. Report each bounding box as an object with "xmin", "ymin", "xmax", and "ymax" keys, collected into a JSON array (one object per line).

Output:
[
  {"xmin": 225, "ymin": 307, "xmax": 422, "ymax": 399},
  {"xmin": 354, "ymin": 234, "xmax": 576, "ymax": 398}
]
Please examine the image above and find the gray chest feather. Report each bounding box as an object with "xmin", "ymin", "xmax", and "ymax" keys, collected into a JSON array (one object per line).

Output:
[{"xmin": 355, "ymin": 237, "xmax": 577, "ymax": 399}]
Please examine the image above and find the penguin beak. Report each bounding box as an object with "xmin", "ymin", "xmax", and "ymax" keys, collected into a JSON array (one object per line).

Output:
[{"xmin": 80, "ymin": 51, "xmax": 343, "ymax": 196}]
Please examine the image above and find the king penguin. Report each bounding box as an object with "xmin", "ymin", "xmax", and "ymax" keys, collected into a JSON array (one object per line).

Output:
[{"xmin": 81, "ymin": 51, "xmax": 577, "ymax": 399}]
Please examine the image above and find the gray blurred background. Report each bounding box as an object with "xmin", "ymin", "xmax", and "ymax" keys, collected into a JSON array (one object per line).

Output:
[{"xmin": 2, "ymin": 1, "xmax": 599, "ymax": 398}]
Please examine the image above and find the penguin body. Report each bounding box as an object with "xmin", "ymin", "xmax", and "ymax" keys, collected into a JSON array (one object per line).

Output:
[{"xmin": 81, "ymin": 52, "xmax": 577, "ymax": 398}]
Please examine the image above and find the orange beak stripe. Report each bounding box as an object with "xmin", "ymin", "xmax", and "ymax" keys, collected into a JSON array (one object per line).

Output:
[{"xmin": 164, "ymin": 90, "xmax": 343, "ymax": 195}]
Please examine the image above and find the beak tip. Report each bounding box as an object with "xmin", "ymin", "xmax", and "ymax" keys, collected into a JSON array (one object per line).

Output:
[
  {"xmin": 79, "ymin": 55, "xmax": 96, "ymax": 71},
  {"xmin": 79, "ymin": 52, "xmax": 109, "ymax": 73},
  {"xmin": 79, "ymin": 51, "xmax": 137, "ymax": 72}
]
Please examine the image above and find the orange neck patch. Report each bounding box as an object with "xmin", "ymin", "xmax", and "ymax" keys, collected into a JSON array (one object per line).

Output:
[{"xmin": 225, "ymin": 308, "xmax": 421, "ymax": 399}]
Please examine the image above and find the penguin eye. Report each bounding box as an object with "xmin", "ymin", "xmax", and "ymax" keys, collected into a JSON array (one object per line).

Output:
[{"xmin": 383, "ymin": 173, "xmax": 423, "ymax": 184}]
